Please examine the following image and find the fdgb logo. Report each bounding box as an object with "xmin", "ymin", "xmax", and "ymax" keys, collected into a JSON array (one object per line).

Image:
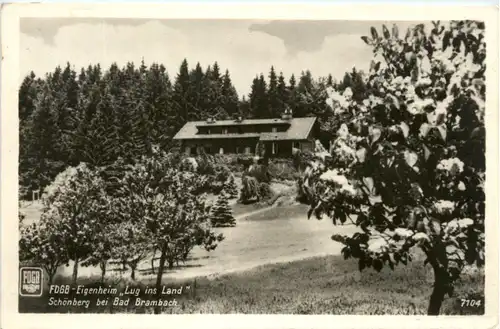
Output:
[{"xmin": 19, "ymin": 267, "xmax": 43, "ymax": 297}]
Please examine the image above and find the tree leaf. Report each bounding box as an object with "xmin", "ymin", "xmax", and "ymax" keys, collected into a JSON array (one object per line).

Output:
[
  {"xmin": 382, "ymin": 24, "xmax": 391, "ymax": 39},
  {"xmin": 370, "ymin": 127, "xmax": 382, "ymax": 144},
  {"xmin": 373, "ymin": 259, "xmax": 383, "ymax": 272},
  {"xmin": 356, "ymin": 147, "xmax": 367, "ymax": 163},
  {"xmin": 369, "ymin": 195, "xmax": 383, "ymax": 205},
  {"xmin": 399, "ymin": 122, "xmax": 409, "ymax": 138},
  {"xmin": 437, "ymin": 125, "xmax": 447, "ymax": 141},
  {"xmin": 470, "ymin": 126, "xmax": 485, "ymax": 140},
  {"xmin": 371, "ymin": 27, "xmax": 379, "ymax": 40},
  {"xmin": 361, "ymin": 36, "xmax": 371, "ymax": 45},
  {"xmin": 392, "ymin": 24, "xmax": 399, "ymax": 38},
  {"xmin": 423, "ymin": 144, "xmax": 431, "ymax": 160},
  {"xmin": 405, "ymin": 27, "xmax": 411, "ymax": 41},
  {"xmin": 362, "ymin": 177, "xmax": 375, "ymax": 194},
  {"xmin": 443, "ymin": 31, "xmax": 451, "ymax": 50},
  {"xmin": 419, "ymin": 123, "xmax": 431, "ymax": 138},
  {"xmin": 404, "ymin": 151, "xmax": 418, "ymax": 167}
]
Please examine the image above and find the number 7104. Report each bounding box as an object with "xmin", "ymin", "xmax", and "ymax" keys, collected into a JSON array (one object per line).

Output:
[{"xmin": 461, "ymin": 299, "xmax": 482, "ymax": 307}]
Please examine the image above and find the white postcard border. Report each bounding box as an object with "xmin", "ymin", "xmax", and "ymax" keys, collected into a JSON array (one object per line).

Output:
[{"xmin": 1, "ymin": 3, "xmax": 498, "ymax": 329}]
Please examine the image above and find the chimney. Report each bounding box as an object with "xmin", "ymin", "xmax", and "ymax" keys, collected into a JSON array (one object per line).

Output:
[{"xmin": 281, "ymin": 107, "xmax": 293, "ymax": 121}]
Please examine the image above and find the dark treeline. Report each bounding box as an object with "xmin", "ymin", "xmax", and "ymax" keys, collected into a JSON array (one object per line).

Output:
[{"xmin": 19, "ymin": 58, "xmax": 367, "ymax": 197}]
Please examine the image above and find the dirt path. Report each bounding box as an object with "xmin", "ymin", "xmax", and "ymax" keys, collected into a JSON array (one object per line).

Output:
[{"xmin": 234, "ymin": 205, "xmax": 276, "ymax": 220}]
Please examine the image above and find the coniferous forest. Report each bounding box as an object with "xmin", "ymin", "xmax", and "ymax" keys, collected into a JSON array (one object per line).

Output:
[{"xmin": 19, "ymin": 58, "xmax": 367, "ymax": 198}]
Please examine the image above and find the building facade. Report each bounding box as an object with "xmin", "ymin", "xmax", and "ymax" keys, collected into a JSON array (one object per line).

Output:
[{"xmin": 173, "ymin": 111, "xmax": 318, "ymax": 157}]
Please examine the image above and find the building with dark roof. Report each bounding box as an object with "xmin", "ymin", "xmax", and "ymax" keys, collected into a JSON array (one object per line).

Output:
[{"xmin": 173, "ymin": 109, "xmax": 318, "ymax": 157}]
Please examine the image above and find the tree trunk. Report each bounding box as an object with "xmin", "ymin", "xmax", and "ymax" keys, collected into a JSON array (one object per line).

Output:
[
  {"xmin": 427, "ymin": 265, "xmax": 449, "ymax": 315},
  {"xmin": 154, "ymin": 252, "xmax": 167, "ymax": 315},
  {"xmin": 100, "ymin": 261, "xmax": 107, "ymax": 283},
  {"xmin": 72, "ymin": 258, "xmax": 79, "ymax": 286},
  {"xmin": 48, "ymin": 272, "xmax": 55, "ymax": 286},
  {"xmin": 130, "ymin": 266, "xmax": 136, "ymax": 280},
  {"xmin": 151, "ymin": 249, "xmax": 156, "ymax": 274}
]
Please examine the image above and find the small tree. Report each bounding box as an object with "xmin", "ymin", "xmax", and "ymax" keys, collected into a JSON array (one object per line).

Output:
[
  {"xmin": 19, "ymin": 220, "xmax": 68, "ymax": 285},
  {"xmin": 223, "ymin": 175, "xmax": 239, "ymax": 199},
  {"xmin": 300, "ymin": 21, "xmax": 485, "ymax": 315},
  {"xmin": 109, "ymin": 220, "xmax": 151, "ymax": 280},
  {"xmin": 211, "ymin": 193, "xmax": 236, "ymax": 227},
  {"xmin": 117, "ymin": 152, "xmax": 224, "ymax": 314},
  {"xmin": 240, "ymin": 175, "xmax": 260, "ymax": 204},
  {"xmin": 41, "ymin": 163, "xmax": 108, "ymax": 285}
]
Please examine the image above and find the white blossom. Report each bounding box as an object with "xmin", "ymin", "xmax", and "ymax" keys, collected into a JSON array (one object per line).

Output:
[
  {"xmin": 320, "ymin": 170, "xmax": 349, "ymax": 186},
  {"xmin": 412, "ymin": 232, "xmax": 430, "ymax": 243},
  {"xmin": 367, "ymin": 238, "xmax": 388, "ymax": 253},
  {"xmin": 340, "ymin": 183, "xmax": 357, "ymax": 196},
  {"xmin": 343, "ymin": 87, "xmax": 353, "ymax": 99},
  {"xmin": 434, "ymin": 200, "xmax": 455, "ymax": 214},
  {"xmin": 436, "ymin": 158, "xmax": 465, "ymax": 174},
  {"xmin": 458, "ymin": 218, "xmax": 474, "ymax": 228},
  {"xmin": 458, "ymin": 181, "xmax": 466, "ymax": 191},
  {"xmin": 416, "ymin": 77, "xmax": 432, "ymax": 87},
  {"xmin": 394, "ymin": 228, "xmax": 413, "ymax": 238}
]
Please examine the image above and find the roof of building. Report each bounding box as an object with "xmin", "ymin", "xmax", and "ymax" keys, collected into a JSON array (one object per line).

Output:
[{"xmin": 173, "ymin": 117, "xmax": 317, "ymax": 141}]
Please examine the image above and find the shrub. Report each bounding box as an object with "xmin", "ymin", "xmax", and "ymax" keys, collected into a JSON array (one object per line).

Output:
[
  {"xmin": 223, "ymin": 175, "xmax": 239, "ymax": 199},
  {"xmin": 240, "ymin": 176, "xmax": 260, "ymax": 204},
  {"xmin": 211, "ymin": 193, "xmax": 236, "ymax": 227},
  {"xmin": 247, "ymin": 164, "xmax": 272, "ymax": 183},
  {"xmin": 258, "ymin": 182, "xmax": 273, "ymax": 201}
]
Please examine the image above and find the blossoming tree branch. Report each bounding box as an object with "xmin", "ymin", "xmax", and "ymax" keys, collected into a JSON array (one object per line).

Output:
[{"xmin": 300, "ymin": 20, "xmax": 485, "ymax": 315}]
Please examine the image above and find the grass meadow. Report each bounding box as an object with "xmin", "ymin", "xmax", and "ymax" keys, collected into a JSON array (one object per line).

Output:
[{"xmin": 19, "ymin": 253, "xmax": 484, "ymax": 315}]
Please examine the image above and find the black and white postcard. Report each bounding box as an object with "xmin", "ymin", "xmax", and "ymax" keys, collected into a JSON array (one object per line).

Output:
[{"xmin": 1, "ymin": 3, "xmax": 498, "ymax": 329}]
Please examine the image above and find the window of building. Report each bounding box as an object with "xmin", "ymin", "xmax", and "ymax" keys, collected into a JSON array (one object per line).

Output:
[
  {"xmin": 293, "ymin": 142, "xmax": 300, "ymax": 149},
  {"xmin": 219, "ymin": 147, "xmax": 224, "ymax": 154},
  {"xmin": 245, "ymin": 146, "xmax": 251, "ymax": 154},
  {"xmin": 272, "ymin": 127, "xmax": 278, "ymax": 133},
  {"xmin": 207, "ymin": 128, "xmax": 211, "ymax": 135},
  {"xmin": 222, "ymin": 128, "xmax": 228, "ymax": 134},
  {"xmin": 235, "ymin": 146, "xmax": 240, "ymax": 154},
  {"xmin": 272, "ymin": 142, "xmax": 278, "ymax": 155}
]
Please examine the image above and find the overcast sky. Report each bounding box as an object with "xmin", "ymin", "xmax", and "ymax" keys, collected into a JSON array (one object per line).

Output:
[{"xmin": 20, "ymin": 19, "xmax": 421, "ymax": 97}]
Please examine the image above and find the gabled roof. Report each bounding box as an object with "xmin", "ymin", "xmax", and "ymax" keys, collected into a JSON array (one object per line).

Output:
[{"xmin": 173, "ymin": 117, "xmax": 317, "ymax": 141}]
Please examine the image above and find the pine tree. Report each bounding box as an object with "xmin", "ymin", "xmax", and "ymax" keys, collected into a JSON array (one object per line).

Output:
[
  {"xmin": 206, "ymin": 61, "xmax": 226, "ymax": 119},
  {"xmin": 249, "ymin": 74, "xmax": 269, "ymax": 118},
  {"xmin": 277, "ymin": 72, "xmax": 288, "ymax": 116},
  {"xmin": 268, "ymin": 66, "xmax": 279, "ymax": 118},
  {"xmin": 221, "ymin": 69, "xmax": 239, "ymax": 119},
  {"xmin": 188, "ymin": 62, "xmax": 205, "ymax": 117},
  {"xmin": 19, "ymin": 71, "xmax": 39, "ymax": 121},
  {"xmin": 288, "ymin": 74, "xmax": 297, "ymax": 115},
  {"xmin": 173, "ymin": 59, "xmax": 192, "ymax": 125},
  {"xmin": 211, "ymin": 193, "xmax": 236, "ymax": 227},
  {"xmin": 19, "ymin": 82, "xmax": 65, "ymax": 195},
  {"xmin": 223, "ymin": 175, "xmax": 238, "ymax": 199},
  {"xmin": 327, "ymin": 74, "xmax": 334, "ymax": 86}
]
